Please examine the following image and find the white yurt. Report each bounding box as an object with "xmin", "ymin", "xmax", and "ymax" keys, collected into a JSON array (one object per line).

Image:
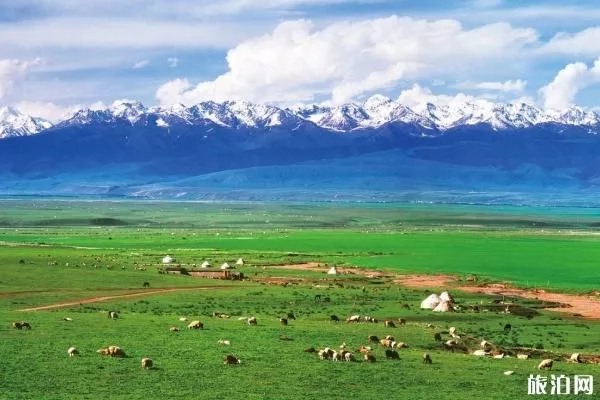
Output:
[
  {"xmin": 327, "ymin": 266, "xmax": 338, "ymax": 275},
  {"xmin": 201, "ymin": 261, "xmax": 211, "ymax": 269},
  {"xmin": 220, "ymin": 262, "xmax": 231, "ymax": 270},
  {"xmin": 162, "ymin": 255, "xmax": 174, "ymax": 264},
  {"xmin": 433, "ymin": 300, "xmax": 452, "ymax": 312},
  {"xmin": 420, "ymin": 293, "xmax": 441, "ymax": 309},
  {"xmin": 236, "ymin": 258, "xmax": 244, "ymax": 266},
  {"xmin": 439, "ymin": 291, "xmax": 454, "ymax": 302}
]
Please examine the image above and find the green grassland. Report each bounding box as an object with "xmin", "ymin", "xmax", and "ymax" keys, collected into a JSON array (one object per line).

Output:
[{"xmin": 1, "ymin": 200, "xmax": 600, "ymax": 399}]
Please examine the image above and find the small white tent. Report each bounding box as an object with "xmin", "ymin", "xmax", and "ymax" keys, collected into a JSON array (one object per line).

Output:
[
  {"xmin": 420, "ymin": 293, "xmax": 440, "ymax": 309},
  {"xmin": 162, "ymin": 255, "xmax": 174, "ymax": 264},
  {"xmin": 327, "ymin": 266, "xmax": 338, "ymax": 275},
  {"xmin": 236, "ymin": 258, "xmax": 244, "ymax": 266},
  {"xmin": 220, "ymin": 262, "xmax": 231, "ymax": 270},
  {"xmin": 201, "ymin": 261, "xmax": 211, "ymax": 269},
  {"xmin": 439, "ymin": 291, "xmax": 454, "ymax": 303},
  {"xmin": 433, "ymin": 300, "xmax": 452, "ymax": 312}
]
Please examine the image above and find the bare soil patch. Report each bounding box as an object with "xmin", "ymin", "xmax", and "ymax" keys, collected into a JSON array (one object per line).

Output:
[{"xmin": 268, "ymin": 263, "xmax": 600, "ymax": 320}]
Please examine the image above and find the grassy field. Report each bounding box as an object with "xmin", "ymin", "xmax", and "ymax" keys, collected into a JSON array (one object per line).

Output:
[{"xmin": 1, "ymin": 200, "xmax": 600, "ymax": 399}]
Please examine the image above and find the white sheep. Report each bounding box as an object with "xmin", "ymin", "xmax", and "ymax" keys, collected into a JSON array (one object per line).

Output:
[
  {"xmin": 517, "ymin": 354, "xmax": 529, "ymax": 360},
  {"xmin": 344, "ymin": 352, "xmax": 356, "ymax": 362},
  {"xmin": 538, "ymin": 359, "xmax": 553, "ymax": 370},
  {"xmin": 472, "ymin": 350, "xmax": 488, "ymax": 357},
  {"xmin": 569, "ymin": 353, "xmax": 582, "ymax": 363},
  {"xmin": 141, "ymin": 358, "xmax": 153, "ymax": 369},
  {"xmin": 217, "ymin": 339, "xmax": 231, "ymax": 346},
  {"xmin": 247, "ymin": 317, "xmax": 257, "ymax": 326},
  {"xmin": 67, "ymin": 346, "xmax": 79, "ymax": 357}
]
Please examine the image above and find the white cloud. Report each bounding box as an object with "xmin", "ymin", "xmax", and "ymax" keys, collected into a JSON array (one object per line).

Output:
[
  {"xmin": 167, "ymin": 57, "xmax": 179, "ymax": 68},
  {"xmin": 133, "ymin": 60, "xmax": 149, "ymax": 69},
  {"xmin": 396, "ymin": 84, "xmax": 479, "ymax": 107},
  {"xmin": 540, "ymin": 58, "xmax": 600, "ymax": 110},
  {"xmin": 543, "ymin": 27, "xmax": 600, "ymax": 56},
  {"xmin": 16, "ymin": 101, "xmax": 77, "ymax": 122},
  {"xmin": 454, "ymin": 79, "xmax": 526, "ymax": 93},
  {"xmin": 156, "ymin": 16, "xmax": 538, "ymax": 106},
  {"xmin": 0, "ymin": 58, "xmax": 42, "ymax": 103}
]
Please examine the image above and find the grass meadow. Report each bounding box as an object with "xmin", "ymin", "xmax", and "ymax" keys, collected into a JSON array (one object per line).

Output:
[{"xmin": 1, "ymin": 200, "xmax": 599, "ymax": 399}]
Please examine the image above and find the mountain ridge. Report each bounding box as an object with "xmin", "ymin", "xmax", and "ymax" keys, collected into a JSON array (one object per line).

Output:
[{"xmin": 5, "ymin": 95, "xmax": 600, "ymax": 139}]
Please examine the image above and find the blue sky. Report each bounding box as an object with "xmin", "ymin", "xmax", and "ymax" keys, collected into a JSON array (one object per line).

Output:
[{"xmin": 2, "ymin": 0, "xmax": 600, "ymax": 120}]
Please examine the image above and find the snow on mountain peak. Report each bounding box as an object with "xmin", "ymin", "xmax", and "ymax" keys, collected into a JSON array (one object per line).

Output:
[
  {"xmin": 0, "ymin": 106, "xmax": 51, "ymax": 138},
  {"xmin": 4, "ymin": 94, "xmax": 600, "ymax": 140}
]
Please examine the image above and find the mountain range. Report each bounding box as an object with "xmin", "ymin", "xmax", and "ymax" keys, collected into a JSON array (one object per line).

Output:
[
  {"xmin": 2, "ymin": 95, "xmax": 600, "ymax": 204},
  {"xmin": 3, "ymin": 95, "xmax": 600, "ymax": 137}
]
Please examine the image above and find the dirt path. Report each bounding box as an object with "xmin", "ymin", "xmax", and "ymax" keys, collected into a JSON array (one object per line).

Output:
[
  {"xmin": 17, "ymin": 286, "xmax": 236, "ymax": 312},
  {"xmin": 266, "ymin": 263, "xmax": 600, "ymax": 320}
]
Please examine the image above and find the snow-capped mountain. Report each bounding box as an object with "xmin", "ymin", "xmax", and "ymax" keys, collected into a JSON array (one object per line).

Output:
[
  {"xmin": 8, "ymin": 95, "xmax": 600, "ymax": 139},
  {"xmin": 0, "ymin": 106, "xmax": 51, "ymax": 138}
]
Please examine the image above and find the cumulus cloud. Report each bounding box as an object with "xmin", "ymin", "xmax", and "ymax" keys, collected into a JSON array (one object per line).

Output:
[
  {"xmin": 16, "ymin": 101, "xmax": 78, "ymax": 122},
  {"xmin": 0, "ymin": 58, "xmax": 42, "ymax": 102},
  {"xmin": 454, "ymin": 79, "xmax": 526, "ymax": 93},
  {"xmin": 540, "ymin": 58, "xmax": 600, "ymax": 110},
  {"xmin": 155, "ymin": 16, "xmax": 538, "ymax": 106},
  {"xmin": 167, "ymin": 57, "xmax": 179, "ymax": 68},
  {"xmin": 133, "ymin": 60, "xmax": 149, "ymax": 69},
  {"xmin": 396, "ymin": 84, "xmax": 482, "ymax": 107}
]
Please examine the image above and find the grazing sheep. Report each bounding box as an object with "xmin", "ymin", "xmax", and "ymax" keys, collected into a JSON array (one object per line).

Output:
[
  {"xmin": 344, "ymin": 352, "xmax": 356, "ymax": 362},
  {"xmin": 346, "ymin": 315, "xmax": 360, "ymax": 323},
  {"xmin": 423, "ymin": 353, "xmax": 432, "ymax": 364},
  {"xmin": 224, "ymin": 355, "xmax": 241, "ymax": 365},
  {"xmin": 504, "ymin": 371, "xmax": 515, "ymax": 376},
  {"xmin": 187, "ymin": 320, "xmax": 204, "ymax": 329},
  {"xmin": 330, "ymin": 315, "xmax": 340, "ymax": 322},
  {"xmin": 304, "ymin": 347, "xmax": 316, "ymax": 353},
  {"xmin": 472, "ymin": 350, "xmax": 488, "ymax": 357},
  {"xmin": 385, "ymin": 349, "xmax": 400, "ymax": 360},
  {"xmin": 395, "ymin": 342, "xmax": 408, "ymax": 349},
  {"xmin": 368, "ymin": 335, "xmax": 379, "ymax": 343},
  {"xmin": 493, "ymin": 353, "xmax": 505, "ymax": 359},
  {"xmin": 569, "ymin": 353, "xmax": 582, "ymax": 363},
  {"xmin": 169, "ymin": 327, "xmax": 180, "ymax": 332},
  {"xmin": 434, "ymin": 332, "xmax": 442, "ymax": 342},
  {"xmin": 448, "ymin": 327, "xmax": 457, "ymax": 336},
  {"xmin": 379, "ymin": 339, "xmax": 393, "ymax": 348},
  {"xmin": 247, "ymin": 317, "xmax": 257, "ymax": 326},
  {"xmin": 318, "ymin": 350, "xmax": 328, "ymax": 360},
  {"xmin": 179, "ymin": 317, "xmax": 188, "ymax": 322},
  {"xmin": 67, "ymin": 346, "xmax": 79, "ymax": 357},
  {"xmin": 538, "ymin": 359, "xmax": 553, "ymax": 370},
  {"xmin": 287, "ymin": 313, "xmax": 296, "ymax": 320},
  {"xmin": 217, "ymin": 339, "xmax": 231, "ymax": 346},
  {"xmin": 141, "ymin": 358, "xmax": 153, "ymax": 369},
  {"xmin": 12, "ymin": 321, "xmax": 31, "ymax": 330},
  {"xmin": 358, "ymin": 346, "xmax": 371, "ymax": 354},
  {"xmin": 108, "ymin": 311, "xmax": 118, "ymax": 319},
  {"xmin": 517, "ymin": 354, "xmax": 530, "ymax": 360},
  {"xmin": 363, "ymin": 316, "xmax": 377, "ymax": 323},
  {"xmin": 503, "ymin": 323, "xmax": 512, "ymax": 333},
  {"xmin": 97, "ymin": 345, "xmax": 125, "ymax": 357},
  {"xmin": 279, "ymin": 318, "xmax": 288, "ymax": 326},
  {"xmin": 384, "ymin": 335, "xmax": 395, "ymax": 341},
  {"xmin": 332, "ymin": 351, "xmax": 341, "ymax": 362},
  {"xmin": 443, "ymin": 340, "xmax": 458, "ymax": 352},
  {"xmin": 480, "ymin": 340, "xmax": 493, "ymax": 352},
  {"xmin": 384, "ymin": 320, "xmax": 396, "ymax": 328},
  {"xmin": 63, "ymin": 317, "xmax": 73, "ymax": 322},
  {"xmin": 398, "ymin": 318, "xmax": 406, "ymax": 325},
  {"xmin": 363, "ymin": 353, "xmax": 376, "ymax": 363}
]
